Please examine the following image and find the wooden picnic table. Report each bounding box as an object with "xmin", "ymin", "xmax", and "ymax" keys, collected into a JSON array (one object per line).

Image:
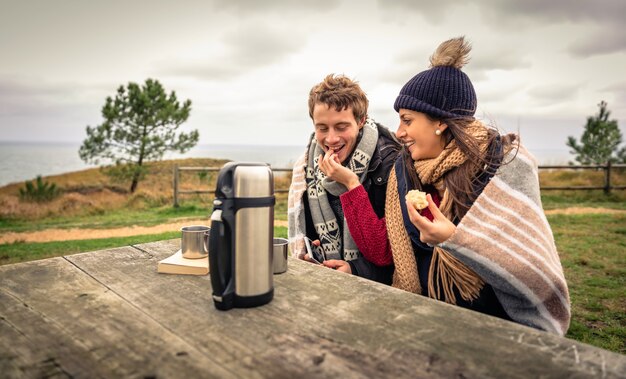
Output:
[{"xmin": 1, "ymin": 239, "xmax": 625, "ymax": 378}]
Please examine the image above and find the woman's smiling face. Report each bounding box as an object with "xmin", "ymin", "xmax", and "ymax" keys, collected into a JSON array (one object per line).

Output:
[
  {"xmin": 313, "ymin": 103, "xmax": 363, "ymax": 164},
  {"xmin": 395, "ymin": 109, "xmax": 447, "ymax": 161}
]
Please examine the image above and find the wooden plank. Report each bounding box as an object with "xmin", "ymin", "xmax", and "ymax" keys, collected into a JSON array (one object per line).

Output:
[
  {"xmin": 0, "ymin": 255, "xmax": 238, "ymax": 378},
  {"xmin": 64, "ymin": 239, "xmax": 626, "ymax": 378}
]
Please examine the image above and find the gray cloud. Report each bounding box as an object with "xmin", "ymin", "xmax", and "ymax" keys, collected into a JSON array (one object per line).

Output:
[
  {"xmin": 222, "ymin": 24, "xmax": 303, "ymax": 66},
  {"xmin": 469, "ymin": 47, "xmax": 532, "ymax": 72},
  {"xmin": 482, "ymin": 0, "xmax": 625, "ymax": 25},
  {"xmin": 375, "ymin": 66, "xmax": 418, "ymax": 88},
  {"xmin": 568, "ymin": 30, "xmax": 626, "ymax": 57},
  {"xmin": 466, "ymin": 46, "xmax": 532, "ymax": 81},
  {"xmin": 0, "ymin": 77, "xmax": 107, "ymax": 139},
  {"xmin": 0, "ymin": 79, "xmax": 70, "ymax": 100},
  {"xmin": 0, "ymin": 78, "xmax": 81, "ymax": 116},
  {"xmin": 375, "ymin": 45, "xmax": 431, "ymax": 85},
  {"xmin": 0, "ymin": 78, "xmax": 101, "ymax": 143},
  {"xmin": 483, "ymin": 1, "xmax": 626, "ymax": 57},
  {"xmin": 476, "ymin": 85, "xmax": 520, "ymax": 105},
  {"xmin": 212, "ymin": 0, "xmax": 341, "ymax": 14},
  {"xmin": 381, "ymin": 0, "xmax": 626, "ymax": 26},
  {"xmin": 377, "ymin": 0, "xmax": 469, "ymax": 22},
  {"xmin": 378, "ymin": 0, "xmax": 626, "ymax": 58},
  {"xmin": 161, "ymin": 23, "xmax": 305, "ymax": 80},
  {"xmin": 602, "ymin": 82, "xmax": 626, "ymax": 92},
  {"xmin": 175, "ymin": 65, "xmax": 242, "ymax": 81},
  {"xmin": 600, "ymin": 83, "xmax": 626, "ymax": 112},
  {"xmin": 1, "ymin": 0, "xmax": 624, "ymax": 149},
  {"xmin": 527, "ymin": 84, "xmax": 582, "ymax": 102},
  {"xmin": 380, "ymin": 41, "xmax": 532, "ymax": 85},
  {"xmin": 379, "ymin": 0, "xmax": 618, "ymax": 24}
]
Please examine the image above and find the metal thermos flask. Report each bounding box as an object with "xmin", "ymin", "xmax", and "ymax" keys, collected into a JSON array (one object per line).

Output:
[{"xmin": 209, "ymin": 162, "xmax": 275, "ymax": 310}]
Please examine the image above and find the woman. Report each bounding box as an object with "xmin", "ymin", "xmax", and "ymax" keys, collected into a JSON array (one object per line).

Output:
[{"xmin": 324, "ymin": 37, "xmax": 571, "ymax": 336}]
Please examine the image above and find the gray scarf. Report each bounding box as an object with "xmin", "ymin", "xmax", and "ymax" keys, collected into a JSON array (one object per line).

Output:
[{"xmin": 305, "ymin": 119, "xmax": 378, "ymax": 261}]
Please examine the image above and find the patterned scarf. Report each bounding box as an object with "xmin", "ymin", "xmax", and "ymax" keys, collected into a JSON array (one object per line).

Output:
[
  {"xmin": 386, "ymin": 120, "xmax": 490, "ymax": 304},
  {"xmin": 304, "ymin": 119, "xmax": 379, "ymax": 260}
]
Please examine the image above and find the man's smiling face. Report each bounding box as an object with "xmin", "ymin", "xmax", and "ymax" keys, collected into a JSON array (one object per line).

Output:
[{"xmin": 312, "ymin": 103, "xmax": 363, "ymax": 164}]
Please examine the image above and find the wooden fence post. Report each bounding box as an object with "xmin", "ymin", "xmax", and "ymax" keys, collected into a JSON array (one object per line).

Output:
[
  {"xmin": 604, "ymin": 160, "xmax": 612, "ymax": 195},
  {"xmin": 173, "ymin": 165, "xmax": 179, "ymax": 208}
]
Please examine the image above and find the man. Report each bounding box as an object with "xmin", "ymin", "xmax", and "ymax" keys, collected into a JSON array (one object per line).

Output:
[{"xmin": 288, "ymin": 74, "xmax": 399, "ymax": 283}]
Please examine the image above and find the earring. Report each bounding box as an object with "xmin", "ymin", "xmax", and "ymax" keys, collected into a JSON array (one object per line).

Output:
[{"xmin": 435, "ymin": 129, "xmax": 442, "ymax": 136}]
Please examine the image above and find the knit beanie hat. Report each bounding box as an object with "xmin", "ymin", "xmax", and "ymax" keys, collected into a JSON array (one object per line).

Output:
[{"xmin": 394, "ymin": 37, "xmax": 477, "ymax": 119}]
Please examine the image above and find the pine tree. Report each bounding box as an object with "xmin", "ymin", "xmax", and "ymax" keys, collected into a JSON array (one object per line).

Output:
[
  {"xmin": 79, "ymin": 79, "xmax": 198, "ymax": 193},
  {"xmin": 567, "ymin": 101, "xmax": 625, "ymax": 165}
]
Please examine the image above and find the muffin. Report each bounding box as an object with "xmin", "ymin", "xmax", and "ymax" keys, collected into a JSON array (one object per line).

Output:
[{"xmin": 406, "ymin": 190, "xmax": 428, "ymax": 210}]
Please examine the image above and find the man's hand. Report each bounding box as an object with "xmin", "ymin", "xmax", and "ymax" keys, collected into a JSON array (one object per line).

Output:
[
  {"xmin": 322, "ymin": 259, "xmax": 352, "ymax": 274},
  {"xmin": 302, "ymin": 254, "xmax": 321, "ymax": 264},
  {"xmin": 406, "ymin": 193, "xmax": 456, "ymax": 245},
  {"xmin": 301, "ymin": 239, "xmax": 322, "ymax": 264},
  {"xmin": 318, "ymin": 150, "xmax": 360, "ymax": 190}
]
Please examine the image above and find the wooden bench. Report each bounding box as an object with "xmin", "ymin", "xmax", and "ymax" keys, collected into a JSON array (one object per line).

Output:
[{"xmin": 1, "ymin": 239, "xmax": 624, "ymax": 378}]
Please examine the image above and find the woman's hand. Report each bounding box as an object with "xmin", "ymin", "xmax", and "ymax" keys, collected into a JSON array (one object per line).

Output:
[
  {"xmin": 318, "ymin": 151, "xmax": 360, "ymax": 190},
  {"xmin": 406, "ymin": 194, "xmax": 456, "ymax": 245},
  {"xmin": 322, "ymin": 259, "xmax": 352, "ymax": 274}
]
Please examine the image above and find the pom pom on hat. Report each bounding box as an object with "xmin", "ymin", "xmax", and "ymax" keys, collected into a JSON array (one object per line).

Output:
[
  {"xmin": 429, "ymin": 37, "xmax": 472, "ymax": 69},
  {"xmin": 394, "ymin": 36, "xmax": 477, "ymax": 119}
]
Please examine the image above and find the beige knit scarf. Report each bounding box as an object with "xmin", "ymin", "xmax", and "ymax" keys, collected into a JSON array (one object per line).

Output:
[{"xmin": 386, "ymin": 121, "xmax": 490, "ymax": 304}]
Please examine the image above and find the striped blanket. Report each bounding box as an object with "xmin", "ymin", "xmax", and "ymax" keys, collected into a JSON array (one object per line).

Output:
[
  {"xmin": 287, "ymin": 150, "xmax": 308, "ymax": 259},
  {"xmin": 439, "ymin": 145, "xmax": 570, "ymax": 335}
]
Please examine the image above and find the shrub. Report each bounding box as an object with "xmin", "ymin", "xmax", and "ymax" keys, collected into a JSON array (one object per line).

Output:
[{"xmin": 19, "ymin": 176, "xmax": 60, "ymax": 203}]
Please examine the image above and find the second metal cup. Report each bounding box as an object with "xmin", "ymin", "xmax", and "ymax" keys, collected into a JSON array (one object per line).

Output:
[{"xmin": 273, "ymin": 238, "xmax": 288, "ymax": 274}]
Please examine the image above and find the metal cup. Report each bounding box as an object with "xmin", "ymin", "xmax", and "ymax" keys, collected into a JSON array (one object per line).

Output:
[
  {"xmin": 181, "ymin": 225, "xmax": 210, "ymax": 259},
  {"xmin": 273, "ymin": 238, "xmax": 288, "ymax": 274}
]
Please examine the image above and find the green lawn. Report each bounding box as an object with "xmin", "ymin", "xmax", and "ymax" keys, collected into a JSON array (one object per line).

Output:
[
  {"xmin": 541, "ymin": 190, "xmax": 626, "ymax": 210},
  {"xmin": 0, "ymin": 227, "xmax": 289, "ymax": 266},
  {"xmin": 0, "ymin": 197, "xmax": 289, "ymax": 234},
  {"xmin": 0, "ymin": 231, "xmax": 180, "ymax": 264},
  {"xmin": 548, "ymin": 213, "xmax": 626, "ymax": 353},
  {"xmin": 0, "ymin": 204, "xmax": 213, "ymax": 233}
]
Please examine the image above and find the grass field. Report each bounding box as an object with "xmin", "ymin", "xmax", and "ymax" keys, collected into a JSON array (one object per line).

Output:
[
  {"xmin": 548, "ymin": 213, "xmax": 625, "ymax": 352},
  {"xmin": 0, "ymin": 159, "xmax": 624, "ymax": 354},
  {"xmin": 0, "ymin": 226, "xmax": 289, "ymax": 265}
]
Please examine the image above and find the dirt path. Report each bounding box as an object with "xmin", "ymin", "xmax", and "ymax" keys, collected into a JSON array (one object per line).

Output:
[
  {"xmin": 1, "ymin": 219, "xmax": 289, "ymax": 244},
  {"xmin": 543, "ymin": 207, "xmax": 625, "ymax": 215},
  {"xmin": 2, "ymin": 207, "xmax": 624, "ymax": 244}
]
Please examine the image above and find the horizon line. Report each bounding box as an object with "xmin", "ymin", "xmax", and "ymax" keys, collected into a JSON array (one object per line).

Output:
[{"xmin": 0, "ymin": 140, "xmax": 306, "ymax": 148}]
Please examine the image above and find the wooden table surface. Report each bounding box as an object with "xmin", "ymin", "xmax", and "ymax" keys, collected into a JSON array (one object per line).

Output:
[{"xmin": 1, "ymin": 239, "xmax": 624, "ymax": 378}]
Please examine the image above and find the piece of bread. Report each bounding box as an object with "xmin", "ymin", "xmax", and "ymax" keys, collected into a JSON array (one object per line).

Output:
[{"xmin": 406, "ymin": 190, "xmax": 428, "ymax": 210}]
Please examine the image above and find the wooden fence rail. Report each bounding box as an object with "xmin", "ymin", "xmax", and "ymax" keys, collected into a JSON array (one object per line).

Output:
[
  {"xmin": 173, "ymin": 163, "xmax": 626, "ymax": 207},
  {"xmin": 538, "ymin": 162, "xmax": 626, "ymax": 192},
  {"xmin": 173, "ymin": 166, "xmax": 293, "ymax": 207}
]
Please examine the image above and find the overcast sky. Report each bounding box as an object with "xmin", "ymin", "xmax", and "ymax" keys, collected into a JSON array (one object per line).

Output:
[{"xmin": 1, "ymin": 0, "xmax": 625, "ymax": 154}]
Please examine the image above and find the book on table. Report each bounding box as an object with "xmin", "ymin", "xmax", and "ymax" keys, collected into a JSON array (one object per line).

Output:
[{"xmin": 157, "ymin": 250, "xmax": 209, "ymax": 276}]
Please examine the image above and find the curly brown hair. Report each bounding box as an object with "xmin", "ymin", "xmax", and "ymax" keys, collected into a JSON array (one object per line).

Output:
[{"xmin": 308, "ymin": 74, "xmax": 368, "ymax": 123}]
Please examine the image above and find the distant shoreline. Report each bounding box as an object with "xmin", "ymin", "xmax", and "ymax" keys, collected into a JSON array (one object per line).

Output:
[
  {"xmin": 0, "ymin": 141, "xmax": 572, "ymax": 187},
  {"xmin": 0, "ymin": 141, "xmax": 305, "ymax": 148},
  {"xmin": 0, "ymin": 143, "xmax": 305, "ymax": 187}
]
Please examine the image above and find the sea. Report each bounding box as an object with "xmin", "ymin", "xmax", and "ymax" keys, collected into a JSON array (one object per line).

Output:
[
  {"xmin": 0, "ymin": 142, "xmax": 306, "ymax": 187},
  {"xmin": 0, "ymin": 141, "xmax": 572, "ymax": 187}
]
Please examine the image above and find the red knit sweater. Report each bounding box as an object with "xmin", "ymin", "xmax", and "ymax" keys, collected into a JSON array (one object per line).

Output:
[{"xmin": 340, "ymin": 185, "xmax": 440, "ymax": 266}]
